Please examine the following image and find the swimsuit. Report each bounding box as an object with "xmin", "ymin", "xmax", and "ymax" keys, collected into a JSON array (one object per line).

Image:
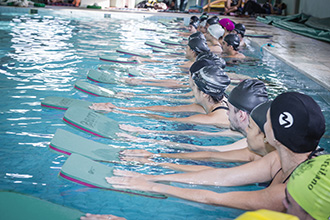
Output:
[
  {"xmin": 211, "ymin": 106, "xmax": 229, "ymax": 112},
  {"xmin": 265, "ymin": 148, "xmax": 324, "ymax": 187}
]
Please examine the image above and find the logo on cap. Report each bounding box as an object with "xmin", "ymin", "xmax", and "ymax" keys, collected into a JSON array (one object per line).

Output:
[{"xmin": 279, "ymin": 112, "xmax": 293, "ymax": 128}]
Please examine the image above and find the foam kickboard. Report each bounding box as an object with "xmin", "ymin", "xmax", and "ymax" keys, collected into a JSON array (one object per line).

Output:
[
  {"xmin": 99, "ymin": 55, "xmax": 138, "ymax": 64},
  {"xmin": 160, "ymin": 39, "xmax": 184, "ymax": 46},
  {"xmin": 41, "ymin": 96, "xmax": 92, "ymax": 110},
  {"xmin": 0, "ymin": 191, "xmax": 83, "ymax": 220},
  {"xmin": 87, "ymin": 69, "xmax": 119, "ymax": 84},
  {"xmin": 50, "ymin": 129, "xmax": 122, "ymax": 161},
  {"xmin": 74, "ymin": 80, "xmax": 116, "ymax": 97},
  {"xmin": 63, "ymin": 106, "xmax": 121, "ymax": 138},
  {"xmin": 116, "ymin": 48, "xmax": 149, "ymax": 58},
  {"xmin": 144, "ymin": 41, "xmax": 167, "ymax": 49},
  {"xmin": 60, "ymin": 154, "xmax": 167, "ymax": 199},
  {"xmin": 152, "ymin": 48, "xmax": 185, "ymax": 56}
]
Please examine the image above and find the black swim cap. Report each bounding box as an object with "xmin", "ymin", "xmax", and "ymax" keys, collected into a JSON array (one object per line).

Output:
[
  {"xmin": 224, "ymin": 34, "xmax": 240, "ymax": 51},
  {"xmin": 192, "ymin": 65, "xmax": 230, "ymax": 97},
  {"xmin": 234, "ymin": 23, "xmax": 246, "ymax": 37},
  {"xmin": 196, "ymin": 52, "xmax": 226, "ymax": 69},
  {"xmin": 250, "ymin": 100, "xmax": 272, "ymax": 133},
  {"xmin": 188, "ymin": 32, "xmax": 210, "ymax": 54},
  {"xmin": 188, "ymin": 31, "xmax": 206, "ymax": 41},
  {"xmin": 190, "ymin": 19, "xmax": 200, "ymax": 29},
  {"xmin": 190, "ymin": 16, "xmax": 199, "ymax": 23},
  {"xmin": 228, "ymin": 79, "xmax": 268, "ymax": 113},
  {"xmin": 270, "ymin": 92, "xmax": 325, "ymax": 153},
  {"xmin": 200, "ymin": 12, "xmax": 209, "ymax": 22},
  {"xmin": 206, "ymin": 16, "xmax": 219, "ymax": 25}
]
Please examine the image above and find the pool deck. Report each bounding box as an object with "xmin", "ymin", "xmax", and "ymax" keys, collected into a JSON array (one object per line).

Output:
[{"xmin": 2, "ymin": 6, "xmax": 330, "ymax": 91}]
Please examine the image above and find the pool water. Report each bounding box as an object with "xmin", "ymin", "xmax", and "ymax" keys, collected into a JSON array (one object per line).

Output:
[{"xmin": 0, "ymin": 9, "xmax": 329, "ymax": 220}]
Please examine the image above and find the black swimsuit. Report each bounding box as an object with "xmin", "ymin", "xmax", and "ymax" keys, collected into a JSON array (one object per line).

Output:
[
  {"xmin": 266, "ymin": 148, "xmax": 324, "ymax": 187},
  {"xmin": 211, "ymin": 106, "xmax": 229, "ymax": 112}
]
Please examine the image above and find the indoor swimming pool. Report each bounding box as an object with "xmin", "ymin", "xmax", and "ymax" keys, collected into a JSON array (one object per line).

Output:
[{"xmin": 0, "ymin": 7, "xmax": 329, "ymax": 219}]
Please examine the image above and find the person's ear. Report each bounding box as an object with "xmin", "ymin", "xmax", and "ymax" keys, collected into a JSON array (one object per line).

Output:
[{"xmin": 238, "ymin": 110, "xmax": 249, "ymax": 122}]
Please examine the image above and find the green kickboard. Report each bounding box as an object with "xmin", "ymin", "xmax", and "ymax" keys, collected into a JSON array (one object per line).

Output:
[
  {"xmin": 50, "ymin": 128, "xmax": 122, "ymax": 161},
  {"xmin": 0, "ymin": 191, "xmax": 83, "ymax": 220},
  {"xmin": 60, "ymin": 154, "xmax": 167, "ymax": 199},
  {"xmin": 144, "ymin": 41, "xmax": 167, "ymax": 49},
  {"xmin": 160, "ymin": 39, "xmax": 183, "ymax": 46},
  {"xmin": 152, "ymin": 48, "xmax": 185, "ymax": 56},
  {"xmin": 87, "ymin": 69, "xmax": 119, "ymax": 84},
  {"xmin": 41, "ymin": 96, "xmax": 92, "ymax": 110},
  {"xmin": 116, "ymin": 48, "xmax": 149, "ymax": 58},
  {"xmin": 127, "ymin": 68, "xmax": 144, "ymax": 77},
  {"xmin": 99, "ymin": 55, "xmax": 138, "ymax": 64},
  {"xmin": 63, "ymin": 106, "xmax": 121, "ymax": 139},
  {"xmin": 74, "ymin": 80, "xmax": 116, "ymax": 97},
  {"xmin": 98, "ymin": 65, "xmax": 128, "ymax": 72}
]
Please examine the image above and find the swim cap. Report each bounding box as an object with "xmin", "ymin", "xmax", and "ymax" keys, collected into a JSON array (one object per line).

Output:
[
  {"xmin": 190, "ymin": 15, "xmax": 199, "ymax": 23},
  {"xmin": 236, "ymin": 209, "xmax": 299, "ymax": 220},
  {"xmin": 224, "ymin": 34, "xmax": 240, "ymax": 51},
  {"xmin": 219, "ymin": 18, "xmax": 235, "ymax": 31},
  {"xmin": 196, "ymin": 51, "xmax": 226, "ymax": 69},
  {"xmin": 200, "ymin": 12, "xmax": 209, "ymax": 22},
  {"xmin": 208, "ymin": 24, "xmax": 225, "ymax": 40},
  {"xmin": 188, "ymin": 32, "xmax": 210, "ymax": 54},
  {"xmin": 287, "ymin": 155, "xmax": 330, "ymax": 220},
  {"xmin": 234, "ymin": 23, "xmax": 246, "ymax": 37},
  {"xmin": 190, "ymin": 19, "xmax": 200, "ymax": 29},
  {"xmin": 188, "ymin": 31, "xmax": 206, "ymax": 41},
  {"xmin": 228, "ymin": 79, "xmax": 268, "ymax": 113},
  {"xmin": 206, "ymin": 16, "xmax": 219, "ymax": 25},
  {"xmin": 192, "ymin": 65, "xmax": 230, "ymax": 97},
  {"xmin": 270, "ymin": 92, "xmax": 325, "ymax": 153},
  {"xmin": 250, "ymin": 101, "xmax": 272, "ymax": 133}
]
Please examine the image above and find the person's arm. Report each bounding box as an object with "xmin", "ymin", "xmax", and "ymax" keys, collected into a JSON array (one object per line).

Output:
[
  {"xmin": 129, "ymin": 56, "xmax": 162, "ymax": 63},
  {"xmin": 117, "ymin": 133, "xmax": 243, "ymax": 151},
  {"xmin": 133, "ymin": 151, "xmax": 278, "ymax": 186},
  {"xmin": 90, "ymin": 102, "xmax": 205, "ymax": 113},
  {"xmin": 160, "ymin": 147, "xmax": 260, "ymax": 162},
  {"xmin": 121, "ymin": 147, "xmax": 260, "ymax": 163},
  {"xmin": 108, "ymin": 108, "xmax": 229, "ymax": 127},
  {"xmin": 106, "ymin": 162, "xmax": 285, "ymax": 211},
  {"xmin": 120, "ymin": 156, "xmax": 215, "ymax": 172},
  {"xmin": 119, "ymin": 124, "xmax": 243, "ymax": 137},
  {"xmin": 210, "ymin": 45, "xmax": 223, "ymax": 54},
  {"xmin": 124, "ymin": 78, "xmax": 189, "ymax": 89}
]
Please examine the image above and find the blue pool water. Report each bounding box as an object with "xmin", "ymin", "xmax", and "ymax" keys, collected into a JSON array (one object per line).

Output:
[{"xmin": 0, "ymin": 8, "xmax": 329, "ymax": 220}]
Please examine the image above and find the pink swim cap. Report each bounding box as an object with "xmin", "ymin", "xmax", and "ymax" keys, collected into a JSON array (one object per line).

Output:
[{"xmin": 219, "ymin": 18, "xmax": 235, "ymax": 31}]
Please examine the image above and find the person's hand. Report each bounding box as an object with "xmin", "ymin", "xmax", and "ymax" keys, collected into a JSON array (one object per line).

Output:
[
  {"xmin": 80, "ymin": 213, "xmax": 126, "ymax": 220},
  {"xmin": 120, "ymin": 149, "xmax": 155, "ymax": 158},
  {"xmin": 115, "ymin": 92, "xmax": 135, "ymax": 99},
  {"xmin": 89, "ymin": 102, "xmax": 116, "ymax": 111},
  {"xmin": 119, "ymin": 124, "xmax": 150, "ymax": 133},
  {"xmin": 120, "ymin": 156, "xmax": 157, "ymax": 165},
  {"xmin": 124, "ymin": 78, "xmax": 143, "ymax": 85},
  {"xmin": 129, "ymin": 56, "xmax": 143, "ymax": 63},
  {"xmin": 106, "ymin": 175, "xmax": 156, "ymax": 192}
]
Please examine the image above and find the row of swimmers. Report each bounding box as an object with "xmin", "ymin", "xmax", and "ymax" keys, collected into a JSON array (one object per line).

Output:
[{"xmin": 80, "ymin": 15, "xmax": 329, "ymax": 220}]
